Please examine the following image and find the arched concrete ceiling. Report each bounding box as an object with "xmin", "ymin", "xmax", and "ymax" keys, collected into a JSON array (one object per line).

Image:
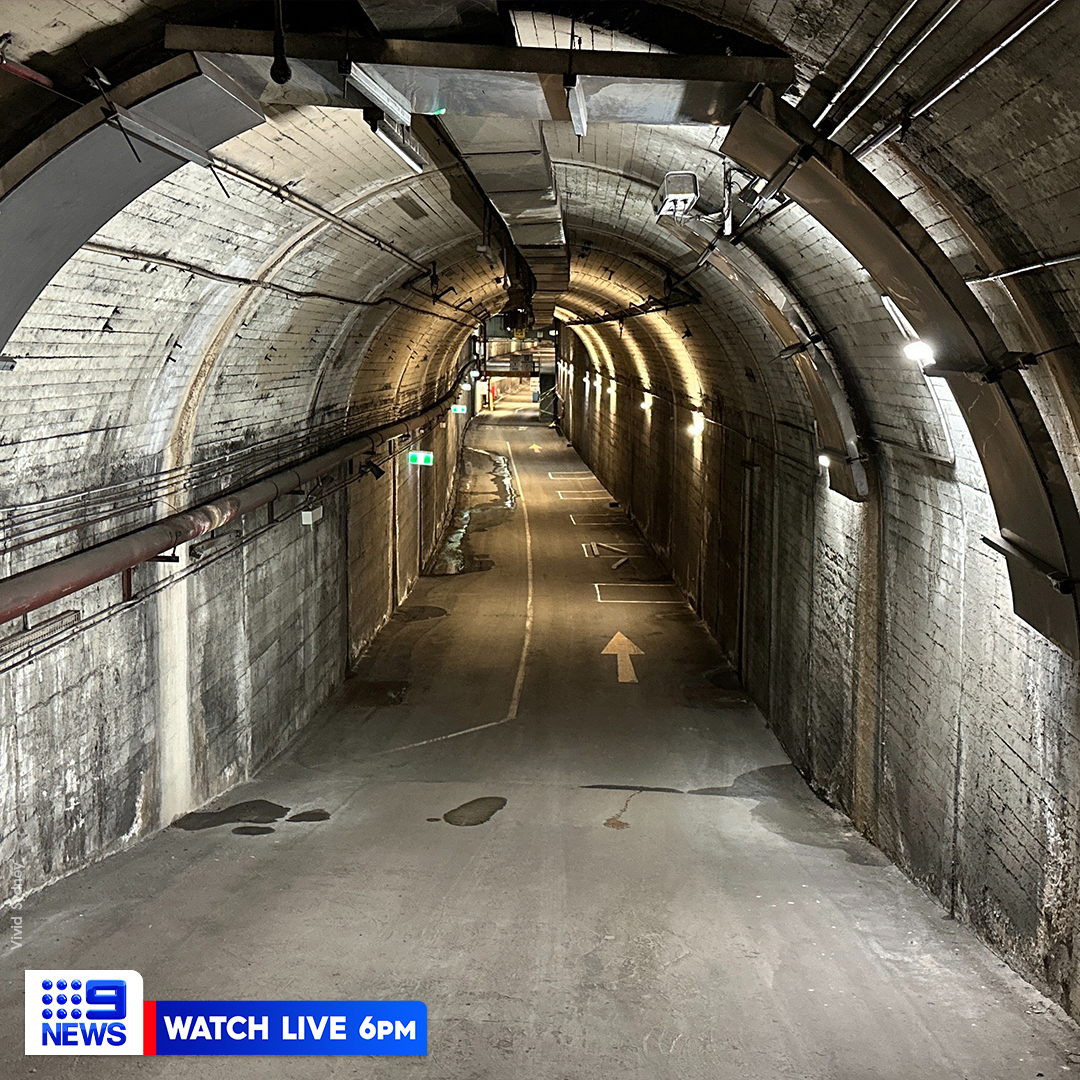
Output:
[{"xmin": 2, "ymin": 0, "xmax": 1079, "ymax": 642}]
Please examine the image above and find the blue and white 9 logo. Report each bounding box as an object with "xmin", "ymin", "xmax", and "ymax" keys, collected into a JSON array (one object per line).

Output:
[{"xmin": 24, "ymin": 970, "xmax": 143, "ymax": 1056}]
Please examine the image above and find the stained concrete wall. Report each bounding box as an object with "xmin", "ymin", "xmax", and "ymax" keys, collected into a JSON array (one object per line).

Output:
[
  {"xmin": 562, "ymin": 337, "xmax": 1080, "ymax": 1020},
  {"xmin": 347, "ymin": 410, "xmax": 469, "ymax": 660},
  {"xmin": 0, "ymin": 403, "xmax": 471, "ymax": 907}
]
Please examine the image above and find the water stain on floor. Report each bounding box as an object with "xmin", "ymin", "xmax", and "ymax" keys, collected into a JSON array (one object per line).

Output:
[
  {"xmin": 174, "ymin": 800, "xmax": 288, "ymax": 831},
  {"xmin": 340, "ymin": 679, "xmax": 409, "ymax": 707},
  {"xmin": 232, "ymin": 826, "xmax": 275, "ymax": 836},
  {"xmin": 287, "ymin": 809, "xmax": 330, "ymax": 822},
  {"xmin": 429, "ymin": 448, "xmax": 515, "ymax": 575},
  {"xmin": 603, "ymin": 790, "xmax": 640, "ymax": 830},
  {"xmin": 442, "ymin": 797, "xmax": 507, "ymax": 826},
  {"xmin": 584, "ymin": 767, "xmax": 890, "ymax": 865},
  {"xmin": 393, "ymin": 606, "xmax": 447, "ymax": 623}
]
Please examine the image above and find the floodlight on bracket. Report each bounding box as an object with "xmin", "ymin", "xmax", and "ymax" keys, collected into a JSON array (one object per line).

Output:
[{"xmin": 652, "ymin": 172, "xmax": 700, "ymax": 218}]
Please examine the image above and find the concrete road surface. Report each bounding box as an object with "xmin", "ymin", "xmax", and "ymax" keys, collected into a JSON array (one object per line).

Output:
[{"xmin": 3, "ymin": 390, "xmax": 1078, "ymax": 1078}]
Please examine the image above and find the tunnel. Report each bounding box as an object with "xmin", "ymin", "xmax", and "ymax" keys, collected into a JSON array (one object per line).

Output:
[{"xmin": 2, "ymin": 0, "xmax": 1080, "ymax": 1073}]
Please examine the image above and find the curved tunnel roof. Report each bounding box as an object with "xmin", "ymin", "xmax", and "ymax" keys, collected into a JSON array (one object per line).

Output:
[{"xmin": 1, "ymin": 0, "xmax": 1079, "ymax": 641}]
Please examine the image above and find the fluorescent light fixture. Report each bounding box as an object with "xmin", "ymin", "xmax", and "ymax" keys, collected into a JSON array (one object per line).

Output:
[
  {"xmin": 348, "ymin": 64, "xmax": 412, "ymax": 126},
  {"xmin": 688, "ymin": 411, "xmax": 705, "ymax": 437},
  {"xmin": 469, "ymin": 368, "xmax": 481, "ymax": 378},
  {"xmin": 903, "ymin": 340, "xmax": 935, "ymax": 366},
  {"xmin": 373, "ymin": 120, "xmax": 424, "ymax": 174},
  {"xmin": 565, "ymin": 76, "xmax": 588, "ymax": 137},
  {"xmin": 818, "ymin": 453, "xmax": 832, "ymax": 468}
]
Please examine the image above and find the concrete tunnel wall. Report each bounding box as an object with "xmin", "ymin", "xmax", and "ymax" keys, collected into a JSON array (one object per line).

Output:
[
  {"xmin": 3, "ymin": 0, "xmax": 1080, "ymax": 1030},
  {"xmin": 0, "ymin": 405, "xmax": 469, "ymax": 906}
]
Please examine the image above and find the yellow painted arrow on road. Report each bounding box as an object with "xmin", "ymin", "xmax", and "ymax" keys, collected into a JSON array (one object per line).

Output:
[
  {"xmin": 602, "ymin": 632, "xmax": 644, "ymax": 683},
  {"xmin": 529, "ymin": 444, "xmax": 542, "ymax": 453}
]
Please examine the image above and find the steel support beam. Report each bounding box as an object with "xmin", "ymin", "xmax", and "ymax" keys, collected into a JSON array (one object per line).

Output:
[
  {"xmin": 164, "ymin": 27, "xmax": 795, "ymax": 85},
  {"xmin": 663, "ymin": 218, "xmax": 869, "ymax": 501},
  {"xmin": 0, "ymin": 53, "xmax": 264, "ymax": 356}
]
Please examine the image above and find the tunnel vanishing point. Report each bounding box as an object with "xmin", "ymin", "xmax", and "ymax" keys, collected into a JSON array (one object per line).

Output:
[{"xmin": 3, "ymin": 1, "xmax": 1080, "ymax": 1075}]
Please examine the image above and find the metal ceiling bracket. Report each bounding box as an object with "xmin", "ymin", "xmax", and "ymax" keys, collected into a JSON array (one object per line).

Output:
[
  {"xmin": 722, "ymin": 87, "xmax": 1080, "ymax": 655},
  {"xmin": 662, "ymin": 217, "xmax": 869, "ymax": 502}
]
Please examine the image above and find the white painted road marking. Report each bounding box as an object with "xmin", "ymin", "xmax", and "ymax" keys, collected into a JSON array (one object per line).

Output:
[
  {"xmin": 602, "ymin": 632, "xmax": 644, "ymax": 683},
  {"xmin": 595, "ymin": 582, "xmax": 683, "ymax": 604},
  {"xmin": 377, "ymin": 439, "xmax": 535, "ymax": 754},
  {"xmin": 558, "ymin": 490, "xmax": 611, "ymax": 499},
  {"xmin": 570, "ymin": 513, "xmax": 627, "ymax": 526}
]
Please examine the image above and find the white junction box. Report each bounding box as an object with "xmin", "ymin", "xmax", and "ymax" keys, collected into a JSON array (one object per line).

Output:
[{"xmin": 301, "ymin": 506, "xmax": 324, "ymax": 527}]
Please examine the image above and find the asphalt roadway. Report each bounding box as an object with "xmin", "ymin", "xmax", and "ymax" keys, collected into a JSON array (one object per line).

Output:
[{"xmin": 3, "ymin": 390, "xmax": 1079, "ymax": 1078}]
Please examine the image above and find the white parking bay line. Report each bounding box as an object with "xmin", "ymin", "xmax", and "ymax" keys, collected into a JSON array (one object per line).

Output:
[
  {"xmin": 580, "ymin": 542, "xmax": 650, "ymax": 557},
  {"xmin": 594, "ymin": 582, "xmax": 683, "ymax": 604},
  {"xmin": 548, "ymin": 471, "xmax": 594, "ymax": 480},
  {"xmin": 558, "ymin": 490, "xmax": 612, "ymax": 499},
  {"xmin": 569, "ymin": 514, "xmax": 626, "ymax": 525}
]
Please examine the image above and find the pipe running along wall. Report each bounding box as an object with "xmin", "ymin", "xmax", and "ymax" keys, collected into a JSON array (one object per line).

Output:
[{"xmin": 0, "ymin": 386, "xmax": 467, "ymax": 626}]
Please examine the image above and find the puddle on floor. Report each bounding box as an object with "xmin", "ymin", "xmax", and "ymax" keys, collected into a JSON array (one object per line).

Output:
[
  {"xmin": 442, "ymin": 796, "xmax": 507, "ymax": 826},
  {"xmin": 429, "ymin": 448, "xmax": 515, "ymax": 575},
  {"xmin": 174, "ymin": 800, "xmax": 332, "ymax": 835},
  {"xmin": 174, "ymin": 800, "xmax": 289, "ymax": 831}
]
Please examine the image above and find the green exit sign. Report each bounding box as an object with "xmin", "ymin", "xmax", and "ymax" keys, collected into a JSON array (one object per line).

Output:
[
  {"xmin": 451, "ymin": 404, "xmax": 468, "ymax": 414},
  {"xmin": 409, "ymin": 451, "xmax": 434, "ymax": 467}
]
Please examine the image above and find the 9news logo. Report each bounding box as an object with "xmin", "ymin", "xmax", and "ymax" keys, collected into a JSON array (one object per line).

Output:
[{"xmin": 25, "ymin": 970, "xmax": 144, "ymax": 1055}]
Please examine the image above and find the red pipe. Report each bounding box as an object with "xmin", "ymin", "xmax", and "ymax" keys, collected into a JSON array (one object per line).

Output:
[
  {"xmin": 0, "ymin": 395, "xmax": 455, "ymax": 625},
  {"xmin": 0, "ymin": 56, "xmax": 54, "ymax": 89}
]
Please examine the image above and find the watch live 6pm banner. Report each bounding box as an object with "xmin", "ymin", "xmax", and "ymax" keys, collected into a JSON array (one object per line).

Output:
[{"xmin": 25, "ymin": 971, "xmax": 427, "ymax": 1056}]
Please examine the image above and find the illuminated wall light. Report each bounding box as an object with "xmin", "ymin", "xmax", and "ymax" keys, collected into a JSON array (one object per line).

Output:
[
  {"xmin": 640, "ymin": 392, "xmax": 653, "ymax": 411},
  {"xmin": 688, "ymin": 411, "xmax": 705, "ymax": 437},
  {"xmin": 607, "ymin": 383, "xmax": 617, "ymax": 397},
  {"xmin": 903, "ymin": 340, "xmax": 935, "ymax": 367},
  {"xmin": 818, "ymin": 453, "xmax": 832, "ymax": 468}
]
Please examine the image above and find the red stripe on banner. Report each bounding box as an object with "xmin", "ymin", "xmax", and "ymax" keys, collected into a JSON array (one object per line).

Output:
[{"xmin": 143, "ymin": 1000, "xmax": 157, "ymax": 1055}]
